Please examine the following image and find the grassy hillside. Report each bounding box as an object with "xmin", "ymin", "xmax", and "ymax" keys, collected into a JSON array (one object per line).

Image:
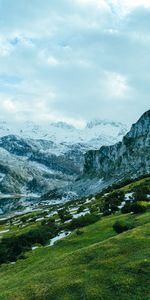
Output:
[
  {"xmin": 0, "ymin": 176, "xmax": 150, "ymax": 299},
  {"xmin": 0, "ymin": 212, "xmax": 150, "ymax": 299}
]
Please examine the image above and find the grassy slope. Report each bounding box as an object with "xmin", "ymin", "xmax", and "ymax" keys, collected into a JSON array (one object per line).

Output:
[
  {"xmin": 0, "ymin": 209, "xmax": 150, "ymax": 300},
  {"xmin": 120, "ymin": 177, "xmax": 150, "ymax": 193}
]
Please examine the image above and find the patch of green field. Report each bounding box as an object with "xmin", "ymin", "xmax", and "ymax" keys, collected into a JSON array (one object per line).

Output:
[{"xmin": 0, "ymin": 208, "xmax": 150, "ymax": 300}]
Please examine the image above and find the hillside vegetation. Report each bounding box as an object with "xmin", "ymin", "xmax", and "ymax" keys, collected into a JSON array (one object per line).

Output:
[{"xmin": 0, "ymin": 176, "xmax": 150, "ymax": 299}]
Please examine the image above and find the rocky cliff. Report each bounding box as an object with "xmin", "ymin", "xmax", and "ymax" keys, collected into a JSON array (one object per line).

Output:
[{"xmin": 83, "ymin": 110, "xmax": 150, "ymax": 181}]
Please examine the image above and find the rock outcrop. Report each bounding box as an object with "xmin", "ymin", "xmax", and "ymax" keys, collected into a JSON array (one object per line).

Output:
[{"xmin": 83, "ymin": 110, "xmax": 150, "ymax": 181}]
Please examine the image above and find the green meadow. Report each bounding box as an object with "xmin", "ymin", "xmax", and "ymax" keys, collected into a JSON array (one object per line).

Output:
[{"xmin": 0, "ymin": 177, "xmax": 150, "ymax": 300}]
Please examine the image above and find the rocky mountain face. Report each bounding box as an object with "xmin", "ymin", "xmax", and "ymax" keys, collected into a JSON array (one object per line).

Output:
[
  {"xmin": 1, "ymin": 110, "xmax": 149, "ymax": 199},
  {"xmin": 44, "ymin": 110, "xmax": 150, "ymax": 199},
  {"xmin": 0, "ymin": 136, "xmax": 82, "ymax": 195},
  {"xmin": 42, "ymin": 110, "xmax": 150, "ymax": 201},
  {"xmin": 84, "ymin": 110, "xmax": 150, "ymax": 182},
  {"xmin": 0, "ymin": 119, "xmax": 127, "ymax": 196},
  {"xmin": 0, "ymin": 111, "xmax": 149, "ymax": 216}
]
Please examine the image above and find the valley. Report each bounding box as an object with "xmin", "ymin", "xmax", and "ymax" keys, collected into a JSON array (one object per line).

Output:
[
  {"xmin": 0, "ymin": 110, "xmax": 149, "ymax": 300},
  {"xmin": 0, "ymin": 118, "xmax": 128, "ymax": 215}
]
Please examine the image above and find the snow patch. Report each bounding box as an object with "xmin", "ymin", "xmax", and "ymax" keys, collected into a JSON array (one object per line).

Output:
[
  {"xmin": 47, "ymin": 231, "xmax": 71, "ymax": 247},
  {"xmin": 0, "ymin": 229, "xmax": 9, "ymax": 234}
]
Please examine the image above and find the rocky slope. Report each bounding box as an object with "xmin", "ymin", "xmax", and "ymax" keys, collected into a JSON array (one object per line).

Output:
[
  {"xmin": 0, "ymin": 136, "xmax": 81, "ymax": 195},
  {"xmin": 84, "ymin": 110, "xmax": 150, "ymax": 180},
  {"xmin": 43, "ymin": 110, "xmax": 150, "ymax": 200}
]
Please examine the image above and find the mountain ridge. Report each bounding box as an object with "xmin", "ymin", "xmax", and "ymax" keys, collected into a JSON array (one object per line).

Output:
[
  {"xmin": 0, "ymin": 119, "xmax": 128, "ymax": 146},
  {"xmin": 0, "ymin": 110, "xmax": 149, "ymax": 202}
]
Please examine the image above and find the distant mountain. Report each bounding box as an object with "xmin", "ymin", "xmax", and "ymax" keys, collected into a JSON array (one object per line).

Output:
[
  {"xmin": 0, "ymin": 118, "xmax": 129, "ymax": 196},
  {"xmin": 0, "ymin": 119, "xmax": 128, "ymax": 150},
  {"xmin": 86, "ymin": 119, "xmax": 125, "ymax": 129}
]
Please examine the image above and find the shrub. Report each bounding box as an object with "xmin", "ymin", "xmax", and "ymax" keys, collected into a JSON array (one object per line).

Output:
[
  {"xmin": 102, "ymin": 191, "xmax": 125, "ymax": 214},
  {"xmin": 67, "ymin": 214, "xmax": 99, "ymax": 230},
  {"xmin": 121, "ymin": 201, "xmax": 149, "ymax": 214},
  {"xmin": 121, "ymin": 202, "xmax": 132, "ymax": 214},
  {"xmin": 21, "ymin": 216, "xmax": 28, "ymax": 223},
  {"xmin": 113, "ymin": 220, "xmax": 134, "ymax": 234},
  {"xmin": 133, "ymin": 189, "xmax": 148, "ymax": 202},
  {"xmin": 0, "ymin": 223, "xmax": 58, "ymax": 265},
  {"xmin": 76, "ymin": 229, "xmax": 84, "ymax": 236},
  {"xmin": 103, "ymin": 210, "xmax": 112, "ymax": 216},
  {"xmin": 41, "ymin": 217, "xmax": 55, "ymax": 226},
  {"xmin": 77, "ymin": 205, "xmax": 86, "ymax": 213},
  {"xmin": 131, "ymin": 201, "xmax": 148, "ymax": 214},
  {"xmin": 89, "ymin": 205, "xmax": 99, "ymax": 214},
  {"xmin": 58, "ymin": 209, "xmax": 72, "ymax": 222}
]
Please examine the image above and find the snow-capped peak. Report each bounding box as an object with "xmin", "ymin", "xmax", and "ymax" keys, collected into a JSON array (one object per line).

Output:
[
  {"xmin": 86, "ymin": 119, "xmax": 125, "ymax": 129},
  {"xmin": 49, "ymin": 122, "xmax": 75, "ymax": 130},
  {"xmin": 0, "ymin": 119, "xmax": 129, "ymax": 151}
]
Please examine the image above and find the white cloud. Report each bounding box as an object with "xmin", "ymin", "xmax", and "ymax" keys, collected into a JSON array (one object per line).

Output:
[
  {"xmin": 73, "ymin": 0, "xmax": 150, "ymax": 15},
  {"xmin": 0, "ymin": 0, "xmax": 149, "ymax": 125},
  {"xmin": 108, "ymin": 0, "xmax": 150, "ymax": 17},
  {"xmin": 120, "ymin": 0, "xmax": 150, "ymax": 9},
  {"xmin": 1, "ymin": 98, "xmax": 19, "ymax": 113},
  {"xmin": 73, "ymin": 0, "xmax": 110, "ymax": 10},
  {"xmin": 105, "ymin": 72, "xmax": 129, "ymax": 98},
  {"xmin": 47, "ymin": 56, "xmax": 59, "ymax": 66},
  {"xmin": 0, "ymin": 36, "xmax": 12, "ymax": 56}
]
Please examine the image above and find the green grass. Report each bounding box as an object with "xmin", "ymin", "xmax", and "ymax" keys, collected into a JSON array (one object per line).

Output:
[
  {"xmin": 0, "ymin": 176, "xmax": 150, "ymax": 299},
  {"xmin": 0, "ymin": 209, "xmax": 150, "ymax": 300},
  {"xmin": 120, "ymin": 176, "xmax": 150, "ymax": 193}
]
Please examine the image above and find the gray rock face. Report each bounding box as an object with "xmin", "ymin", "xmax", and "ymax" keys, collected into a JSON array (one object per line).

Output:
[
  {"xmin": 0, "ymin": 137, "xmax": 82, "ymax": 195},
  {"xmin": 41, "ymin": 110, "xmax": 150, "ymax": 201},
  {"xmin": 83, "ymin": 110, "xmax": 150, "ymax": 181}
]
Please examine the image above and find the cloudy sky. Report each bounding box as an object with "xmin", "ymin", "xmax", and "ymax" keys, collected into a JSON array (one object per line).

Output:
[{"xmin": 0, "ymin": 0, "xmax": 150, "ymax": 127}]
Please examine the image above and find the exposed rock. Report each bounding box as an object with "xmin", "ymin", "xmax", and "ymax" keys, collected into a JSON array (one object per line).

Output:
[
  {"xmin": 43, "ymin": 110, "xmax": 150, "ymax": 200},
  {"xmin": 83, "ymin": 110, "xmax": 150, "ymax": 181}
]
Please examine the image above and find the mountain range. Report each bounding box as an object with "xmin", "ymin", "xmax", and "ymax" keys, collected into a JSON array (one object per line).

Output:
[
  {"xmin": 0, "ymin": 110, "xmax": 149, "ymax": 217},
  {"xmin": 0, "ymin": 119, "xmax": 128, "ymax": 196},
  {"xmin": 43, "ymin": 109, "xmax": 150, "ymax": 200}
]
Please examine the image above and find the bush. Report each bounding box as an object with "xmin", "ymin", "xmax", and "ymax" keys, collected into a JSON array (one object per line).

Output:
[
  {"xmin": 67, "ymin": 214, "xmax": 99, "ymax": 230},
  {"xmin": 131, "ymin": 201, "xmax": 148, "ymax": 214},
  {"xmin": 77, "ymin": 205, "xmax": 86, "ymax": 213},
  {"xmin": 113, "ymin": 220, "xmax": 134, "ymax": 234},
  {"xmin": 21, "ymin": 216, "xmax": 28, "ymax": 223},
  {"xmin": 121, "ymin": 202, "xmax": 132, "ymax": 214},
  {"xmin": 41, "ymin": 217, "xmax": 55, "ymax": 226},
  {"xmin": 103, "ymin": 210, "xmax": 112, "ymax": 216},
  {"xmin": 58, "ymin": 209, "xmax": 72, "ymax": 222},
  {"xmin": 133, "ymin": 189, "xmax": 148, "ymax": 202},
  {"xmin": 0, "ymin": 223, "xmax": 58, "ymax": 265},
  {"xmin": 76, "ymin": 229, "xmax": 84, "ymax": 236},
  {"xmin": 102, "ymin": 191, "xmax": 125, "ymax": 214},
  {"xmin": 89, "ymin": 205, "xmax": 99, "ymax": 214}
]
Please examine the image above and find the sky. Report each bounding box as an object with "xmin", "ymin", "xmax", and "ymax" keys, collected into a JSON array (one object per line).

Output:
[{"xmin": 0, "ymin": 0, "xmax": 150, "ymax": 127}]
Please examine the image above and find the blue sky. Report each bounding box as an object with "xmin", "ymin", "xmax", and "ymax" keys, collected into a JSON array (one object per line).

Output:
[{"xmin": 0, "ymin": 0, "xmax": 150, "ymax": 127}]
